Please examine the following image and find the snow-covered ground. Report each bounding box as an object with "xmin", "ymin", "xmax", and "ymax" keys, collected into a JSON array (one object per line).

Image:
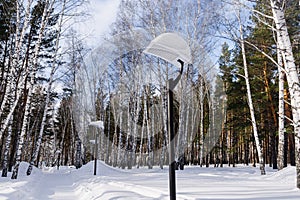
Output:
[{"xmin": 1, "ymin": 161, "xmax": 300, "ymax": 200}]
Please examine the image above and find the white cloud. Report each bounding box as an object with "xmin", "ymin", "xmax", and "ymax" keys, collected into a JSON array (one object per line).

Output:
[{"xmin": 75, "ymin": 0, "xmax": 120, "ymax": 47}]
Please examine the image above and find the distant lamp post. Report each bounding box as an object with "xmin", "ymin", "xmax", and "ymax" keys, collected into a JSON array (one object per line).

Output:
[
  {"xmin": 144, "ymin": 33, "xmax": 192, "ymax": 200},
  {"xmin": 89, "ymin": 120, "xmax": 104, "ymax": 175},
  {"xmin": 56, "ymin": 149, "xmax": 61, "ymax": 170}
]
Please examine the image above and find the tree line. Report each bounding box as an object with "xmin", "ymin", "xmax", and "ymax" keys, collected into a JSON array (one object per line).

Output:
[
  {"xmin": 0, "ymin": 0, "xmax": 86, "ymax": 179},
  {"xmin": 1, "ymin": 0, "xmax": 300, "ymax": 189}
]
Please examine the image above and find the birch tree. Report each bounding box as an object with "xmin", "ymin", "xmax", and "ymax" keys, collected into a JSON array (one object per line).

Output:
[
  {"xmin": 216, "ymin": 0, "xmax": 298, "ymax": 171},
  {"xmin": 26, "ymin": 0, "xmax": 63, "ymax": 176},
  {"xmin": 27, "ymin": 0, "xmax": 85, "ymax": 175},
  {"xmin": 198, "ymin": 78, "xmax": 205, "ymax": 166},
  {"xmin": 277, "ymin": 40, "xmax": 285, "ymax": 170},
  {"xmin": 63, "ymin": 29, "xmax": 87, "ymax": 169},
  {"xmin": 237, "ymin": 7, "xmax": 266, "ymax": 175},
  {"xmin": 107, "ymin": 0, "xmax": 222, "ymax": 168},
  {"xmin": 217, "ymin": 0, "xmax": 268, "ymax": 173},
  {"xmin": 270, "ymin": 0, "xmax": 300, "ymax": 188},
  {"xmin": 11, "ymin": 0, "xmax": 55, "ymax": 179},
  {"xmin": 0, "ymin": 0, "xmax": 33, "ymax": 137},
  {"xmin": 1, "ymin": 117, "xmax": 13, "ymax": 177},
  {"xmin": 71, "ymin": 0, "xmax": 223, "ymax": 168}
]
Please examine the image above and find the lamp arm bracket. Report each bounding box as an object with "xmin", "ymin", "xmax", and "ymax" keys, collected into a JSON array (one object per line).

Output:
[{"xmin": 169, "ymin": 59, "xmax": 184, "ymax": 90}]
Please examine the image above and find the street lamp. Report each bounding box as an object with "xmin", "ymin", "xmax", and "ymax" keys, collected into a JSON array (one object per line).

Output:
[
  {"xmin": 144, "ymin": 32, "xmax": 191, "ymax": 200},
  {"xmin": 89, "ymin": 120, "xmax": 104, "ymax": 175}
]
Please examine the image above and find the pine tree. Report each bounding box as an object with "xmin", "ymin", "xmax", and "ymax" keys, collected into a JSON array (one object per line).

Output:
[{"xmin": 247, "ymin": 1, "xmax": 279, "ymax": 169}]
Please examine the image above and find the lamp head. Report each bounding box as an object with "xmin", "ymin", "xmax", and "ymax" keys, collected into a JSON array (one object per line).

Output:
[{"xmin": 144, "ymin": 33, "xmax": 192, "ymax": 68}]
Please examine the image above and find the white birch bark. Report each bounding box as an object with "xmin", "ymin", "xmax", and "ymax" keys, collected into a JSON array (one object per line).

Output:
[
  {"xmin": 182, "ymin": 95, "xmax": 189, "ymax": 164},
  {"xmin": 138, "ymin": 93, "xmax": 147, "ymax": 167},
  {"xmin": 146, "ymin": 89, "xmax": 154, "ymax": 169},
  {"xmin": 132, "ymin": 66, "xmax": 143, "ymax": 167},
  {"xmin": 125, "ymin": 99, "xmax": 131, "ymax": 168},
  {"xmin": 190, "ymin": 90, "xmax": 199, "ymax": 164},
  {"xmin": 159, "ymin": 63, "xmax": 168, "ymax": 169},
  {"xmin": 270, "ymin": 0, "xmax": 300, "ymax": 187},
  {"xmin": 0, "ymin": 0, "xmax": 34, "ymax": 137},
  {"xmin": 27, "ymin": 0, "xmax": 66, "ymax": 175},
  {"xmin": 237, "ymin": 10, "xmax": 265, "ymax": 175},
  {"xmin": 111, "ymin": 98, "xmax": 119, "ymax": 167},
  {"xmin": 0, "ymin": 0, "xmax": 32, "ymax": 116},
  {"xmin": 176, "ymin": 75, "xmax": 188, "ymax": 165},
  {"xmin": 277, "ymin": 41, "xmax": 285, "ymax": 170},
  {"xmin": 117, "ymin": 92, "xmax": 124, "ymax": 168},
  {"xmin": 148, "ymin": 85, "xmax": 156, "ymax": 169},
  {"xmin": 134, "ymin": 90, "xmax": 147, "ymax": 166},
  {"xmin": 130, "ymin": 98, "xmax": 139, "ymax": 167},
  {"xmin": 199, "ymin": 78, "xmax": 205, "ymax": 166},
  {"xmin": 132, "ymin": 76, "xmax": 141, "ymax": 167},
  {"xmin": 11, "ymin": 0, "xmax": 52, "ymax": 179},
  {"xmin": 176, "ymin": 83, "xmax": 185, "ymax": 160},
  {"xmin": 117, "ymin": 111, "xmax": 125, "ymax": 168},
  {"xmin": 185, "ymin": 88, "xmax": 192, "ymax": 165},
  {"xmin": 105, "ymin": 94, "xmax": 111, "ymax": 164},
  {"xmin": 1, "ymin": 117, "xmax": 13, "ymax": 177}
]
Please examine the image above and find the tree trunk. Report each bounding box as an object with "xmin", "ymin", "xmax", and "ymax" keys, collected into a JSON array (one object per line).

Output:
[
  {"xmin": 176, "ymin": 77, "xmax": 187, "ymax": 164},
  {"xmin": 105, "ymin": 104, "xmax": 111, "ymax": 165},
  {"xmin": 1, "ymin": 117, "xmax": 13, "ymax": 177},
  {"xmin": 149, "ymin": 95, "xmax": 156, "ymax": 168},
  {"xmin": 11, "ymin": 0, "xmax": 51, "ymax": 179},
  {"xmin": 126, "ymin": 100, "xmax": 132, "ymax": 169},
  {"xmin": 238, "ymin": 9, "xmax": 265, "ymax": 175},
  {"xmin": 117, "ymin": 107, "xmax": 124, "ymax": 168},
  {"xmin": 0, "ymin": 0, "xmax": 32, "ymax": 117},
  {"xmin": 27, "ymin": 0, "xmax": 65, "ymax": 176},
  {"xmin": 111, "ymin": 103, "xmax": 119, "ymax": 167},
  {"xmin": 270, "ymin": 0, "xmax": 300, "ymax": 188},
  {"xmin": 159, "ymin": 89, "xmax": 168, "ymax": 169},
  {"xmin": 277, "ymin": 44, "xmax": 285, "ymax": 170},
  {"xmin": 199, "ymin": 78, "xmax": 204, "ymax": 167},
  {"xmin": 158, "ymin": 63, "xmax": 168, "ymax": 169}
]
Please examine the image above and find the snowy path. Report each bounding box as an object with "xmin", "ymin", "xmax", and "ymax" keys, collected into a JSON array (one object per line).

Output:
[
  {"xmin": 34, "ymin": 169, "xmax": 78, "ymax": 199},
  {"xmin": 1, "ymin": 162, "xmax": 300, "ymax": 199}
]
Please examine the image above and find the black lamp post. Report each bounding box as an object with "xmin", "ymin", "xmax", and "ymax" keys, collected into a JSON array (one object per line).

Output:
[
  {"xmin": 144, "ymin": 33, "xmax": 191, "ymax": 200},
  {"xmin": 168, "ymin": 59, "xmax": 184, "ymax": 200},
  {"xmin": 89, "ymin": 120, "xmax": 104, "ymax": 176}
]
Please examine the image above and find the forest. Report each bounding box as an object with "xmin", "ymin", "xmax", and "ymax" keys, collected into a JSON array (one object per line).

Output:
[{"xmin": 0, "ymin": 0, "xmax": 300, "ymax": 189}]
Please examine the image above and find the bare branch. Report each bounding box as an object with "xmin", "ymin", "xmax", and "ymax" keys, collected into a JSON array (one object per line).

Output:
[
  {"xmin": 244, "ymin": 40, "xmax": 287, "ymax": 74},
  {"xmin": 252, "ymin": 9, "xmax": 274, "ymax": 20}
]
